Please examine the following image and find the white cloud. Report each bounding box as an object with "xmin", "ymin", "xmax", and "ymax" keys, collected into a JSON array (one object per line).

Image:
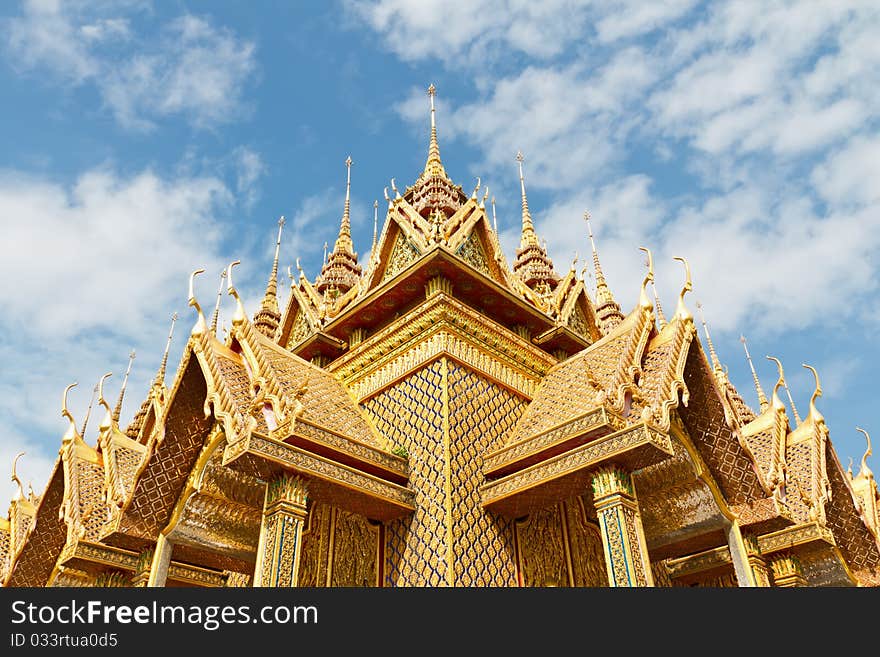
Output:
[
  {"xmin": 234, "ymin": 147, "xmax": 267, "ymax": 210},
  {"xmin": 811, "ymin": 135, "xmax": 880, "ymax": 207},
  {"xmin": 5, "ymin": 3, "xmax": 257, "ymax": 130},
  {"xmin": 0, "ymin": 164, "xmax": 241, "ymax": 496}
]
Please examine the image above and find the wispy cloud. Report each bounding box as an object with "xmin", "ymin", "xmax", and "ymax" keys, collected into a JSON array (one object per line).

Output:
[{"xmin": 4, "ymin": 2, "xmax": 257, "ymax": 130}]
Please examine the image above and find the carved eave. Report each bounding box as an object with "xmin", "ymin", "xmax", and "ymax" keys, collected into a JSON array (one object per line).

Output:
[
  {"xmin": 321, "ymin": 246, "xmax": 573, "ymax": 363},
  {"xmin": 631, "ymin": 312, "xmax": 697, "ymax": 433},
  {"xmin": 677, "ymin": 341, "xmax": 792, "ymax": 535},
  {"xmin": 784, "ymin": 410, "xmax": 831, "ymax": 525},
  {"xmin": 553, "ymin": 275, "xmax": 602, "ymax": 344},
  {"xmin": 4, "ymin": 460, "xmax": 66, "ymax": 587},
  {"xmin": 277, "ymin": 281, "xmax": 322, "ymax": 350},
  {"xmin": 482, "ymin": 421, "xmax": 674, "ymax": 517},
  {"xmin": 820, "ymin": 442, "xmax": 880, "ymax": 585},
  {"xmin": 99, "ymin": 425, "xmax": 148, "ymax": 509},
  {"xmin": 739, "ymin": 395, "xmax": 789, "ymax": 494}
]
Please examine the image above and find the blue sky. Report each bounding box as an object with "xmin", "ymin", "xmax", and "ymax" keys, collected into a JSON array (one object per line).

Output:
[{"xmin": 1, "ymin": 0, "xmax": 877, "ymax": 501}]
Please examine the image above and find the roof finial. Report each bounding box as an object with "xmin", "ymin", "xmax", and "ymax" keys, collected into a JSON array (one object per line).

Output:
[
  {"xmin": 472, "ymin": 177, "xmax": 481, "ymax": 200},
  {"xmin": 481, "ymin": 185, "xmax": 489, "ymax": 209},
  {"xmin": 651, "ymin": 280, "xmax": 667, "ymax": 328},
  {"xmin": 424, "ymin": 84, "xmax": 446, "ymax": 178},
  {"xmin": 113, "ymin": 349, "xmax": 136, "ymax": 423},
  {"xmin": 211, "ymin": 270, "xmax": 226, "ymax": 333},
  {"xmin": 156, "ymin": 312, "xmax": 178, "ymax": 387},
  {"xmin": 254, "ymin": 216, "xmax": 286, "ymax": 336},
  {"xmin": 11, "ymin": 452, "xmax": 25, "ymax": 501},
  {"xmin": 740, "ymin": 335, "xmax": 769, "ymax": 412},
  {"xmin": 79, "ymin": 380, "xmax": 98, "ymax": 438},
  {"xmin": 226, "ymin": 260, "xmax": 247, "ymax": 325},
  {"xmin": 856, "ymin": 427, "xmax": 873, "ymax": 480},
  {"xmin": 334, "ymin": 159, "xmax": 354, "ymax": 253},
  {"xmin": 188, "ymin": 269, "xmax": 207, "ymax": 337},
  {"xmin": 97, "ymin": 371, "xmax": 113, "ymax": 432},
  {"xmin": 672, "ymin": 256, "xmax": 693, "ymax": 320},
  {"xmin": 491, "ymin": 196, "xmax": 497, "ymax": 231},
  {"xmin": 802, "ymin": 363, "xmax": 824, "ymax": 424},
  {"xmin": 516, "ymin": 152, "xmax": 538, "ymax": 248},
  {"xmin": 638, "ymin": 246, "xmax": 655, "ymax": 311},
  {"xmin": 372, "ymin": 200, "xmax": 379, "ymax": 254},
  {"xmin": 62, "ymin": 382, "xmax": 79, "ymax": 442},
  {"xmin": 779, "ymin": 361, "xmax": 802, "ymax": 424},
  {"xmin": 766, "ymin": 356, "xmax": 788, "ymax": 412},
  {"xmin": 696, "ymin": 302, "xmax": 721, "ymax": 371}
]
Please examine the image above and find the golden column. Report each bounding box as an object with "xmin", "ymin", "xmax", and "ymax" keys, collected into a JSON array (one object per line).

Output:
[
  {"xmin": 770, "ymin": 552, "xmax": 808, "ymax": 587},
  {"xmin": 591, "ymin": 465, "xmax": 654, "ymax": 587},
  {"xmin": 253, "ymin": 474, "xmax": 310, "ymax": 587},
  {"xmin": 743, "ymin": 536, "xmax": 771, "ymax": 587},
  {"xmin": 131, "ymin": 548, "xmax": 154, "ymax": 588}
]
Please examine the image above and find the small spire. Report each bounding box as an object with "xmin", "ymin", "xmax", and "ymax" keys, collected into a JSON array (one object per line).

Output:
[
  {"xmin": 96, "ymin": 371, "xmax": 113, "ymax": 432},
  {"xmin": 335, "ymin": 159, "xmax": 354, "ymax": 253},
  {"xmin": 254, "ymin": 216, "xmax": 286, "ymax": 337},
  {"xmin": 491, "ymin": 196, "xmax": 497, "ymax": 231},
  {"xmin": 323, "ymin": 241, "xmax": 328, "ymax": 264},
  {"xmin": 696, "ymin": 302, "xmax": 721, "ymax": 371},
  {"xmin": 638, "ymin": 246, "xmax": 655, "ymax": 311},
  {"xmin": 79, "ymin": 381, "xmax": 99, "ymax": 438},
  {"xmin": 372, "ymin": 200, "xmax": 379, "ymax": 254},
  {"xmin": 766, "ymin": 356, "xmax": 789, "ymax": 411},
  {"xmin": 424, "ymin": 84, "xmax": 446, "ymax": 178},
  {"xmin": 585, "ymin": 211, "xmax": 623, "ymax": 328},
  {"xmin": 781, "ymin": 365, "xmax": 802, "ymax": 425},
  {"xmin": 740, "ymin": 335, "xmax": 769, "ymax": 412},
  {"xmin": 481, "ymin": 185, "xmax": 489, "ymax": 209},
  {"xmin": 210, "ymin": 270, "xmax": 227, "ymax": 333},
  {"xmin": 113, "ymin": 349, "xmax": 136, "ymax": 423},
  {"xmin": 156, "ymin": 312, "xmax": 178, "ymax": 388},
  {"xmin": 651, "ymin": 280, "xmax": 667, "ymax": 328},
  {"xmin": 516, "ymin": 151, "xmax": 539, "ymax": 248},
  {"xmin": 856, "ymin": 427, "xmax": 873, "ymax": 480}
]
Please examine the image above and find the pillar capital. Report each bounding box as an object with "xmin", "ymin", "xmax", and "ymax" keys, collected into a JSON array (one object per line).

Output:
[
  {"xmin": 254, "ymin": 473, "xmax": 311, "ymax": 587},
  {"xmin": 770, "ymin": 552, "xmax": 808, "ymax": 587}
]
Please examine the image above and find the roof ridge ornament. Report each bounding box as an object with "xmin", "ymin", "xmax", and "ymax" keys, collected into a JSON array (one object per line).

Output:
[
  {"xmin": 79, "ymin": 380, "xmax": 98, "ymax": 439},
  {"xmin": 765, "ymin": 356, "xmax": 788, "ymax": 412},
  {"xmin": 740, "ymin": 335, "xmax": 769, "ymax": 412},
  {"xmin": 226, "ymin": 260, "xmax": 247, "ymax": 326},
  {"xmin": 11, "ymin": 452, "xmax": 25, "ymax": 501},
  {"xmin": 62, "ymin": 382, "xmax": 79, "ymax": 442},
  {"xmin": 97, "ymin": 371, "xmax": 113, "ymax": 433},
  {"xmin": 856, "ymin": 427, "xmax": 873, "ymax": 480},
  {"xmin": 638, "ymin": 246, "xmax": 654, "ymax": 311},
  {"xmin": 112, "ymin": 350, "xmax": 136, "ymax": 423},
  {"xmin": 802, "ymin": 363, "xmax": 824, "ymax": 424},
  {"xmin": 156, "ymin": 312, "xmax": 178, "ymax": 388},
  {"xmin": 188, "ymin": 269, "xmax": 207, "ymax": 337},
  {"xmin": 672, "ymin": 256, "xmax": 692, "ymax": 321},
  {"xmin": 254, "ymin": 216, "xmax": 286, "ymax": 337},
  {"xmin": 211, "ymin": 270, "xmax": 227, "ymax": 334},
  {"xmin": 516, "ymin": 151, "xmax": 538, "ymax": 248}
]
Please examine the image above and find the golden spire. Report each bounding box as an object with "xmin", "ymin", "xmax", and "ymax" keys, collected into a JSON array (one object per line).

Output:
[
  {"xmin": 516, "ymin": 151, "xmax": 539, "ymax": 249},
  {"xmin": 802, "ymin": 363, "xmax": 824, "ymax": 424},
  {"xmin": 856, "ymin": 427, "xmax": 873, "ymax": 481},
  {"xmin": 372, "ymin": 200, "xmax": 379, "ymax": 254},
  {"xmin": 424, "ymin": 84, "xmax": 446, "ymax": 179},
  {"xmin": 79, "ymin": 380, "xmax": 99, "ymax": 439},
  {"xmin": 774, "ymin": 359, "xmax": 802, "ymax": 425},
  {"xmin": 112, "ymin": 349, "xmax": 136, "ymax": 423},
  {"xmin": 585, "ymin": 211, "xmax": 621, "ymax": 313},
  {"xmin": 210, "ymin": 270, "xmax": 226, "ymax": 334},
  {"xmin": 62, "ymin": 382, "xmax": 79, "ymax": 442},
  {"xmin": 316, "ymin": 159, "xmax": 362, "ymax": 299},
  {"xmin": 254, "ymin": 216, "xmax": 286, "ymax": 337},
  {"xmin": 696, "ymin": 301, "xmax": 721, "ymax": 371},
  {"xmin": 11, "ymin": 452, "xmax": 25, "ymax": 501},
  {"xmin": 226, "ymin": 260, "xmax": 247, "ymax": 325},
  {"xmin": 336, "ymin": 160, "xmax": 354, "ymax": 254},
  {"xmin": 740, "ymin": 335, "xmax": 768, "ymax": 412},
  {"xmin": 155, "ymin": 312, "xmax": 178, "ymax": 388},
  {"xmin": 651, "ymin": 280, "xmax": 667, "ymax": 328},
  {"xmin": 188, "ymin": 269, "xmax": 207, "ymax": 337}
]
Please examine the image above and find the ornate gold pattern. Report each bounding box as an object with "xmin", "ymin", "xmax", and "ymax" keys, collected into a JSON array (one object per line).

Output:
[{"xmin": 516, "ymin": 504, "xmax": 568, "ymax": 586}]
